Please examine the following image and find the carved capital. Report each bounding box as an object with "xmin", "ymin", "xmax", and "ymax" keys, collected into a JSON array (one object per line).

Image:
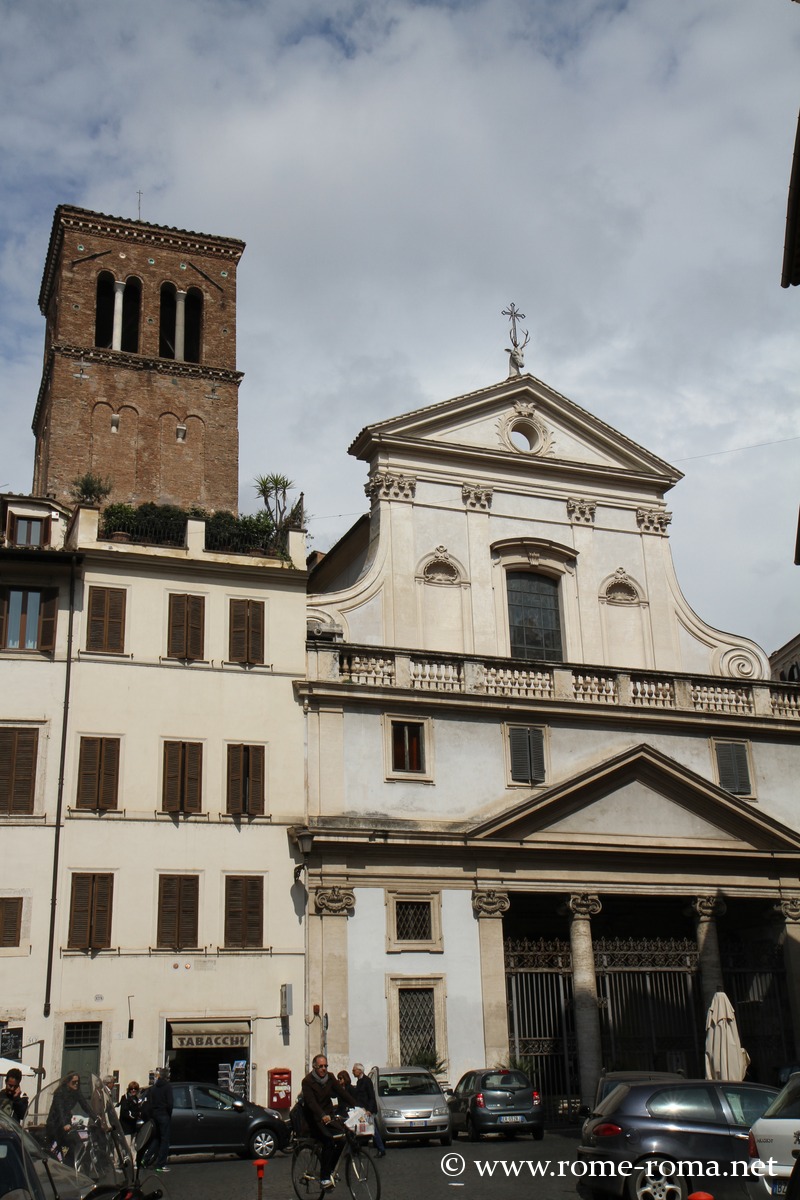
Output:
[
  {"xmin": 776, "ymin": 897, "xmax": 800, "ymax": 924},
  {"xmin": 314, "ymin": 887, "xmax": 356, "ymax": 916},
  {"xmin": 636, "ymin": 508, "xmax": 672, "ymax": 535},
  {"xmin": 364, "ymin": 472, "xmax": 416, "ymax": 503},
  {"xmin": 691, "ymin": 895, "xmax": 727, "ymax": 921},
  {"xmin": 567, "ymin": 893, "xmax": 602, "ymax": 919},
  {"xmin": 566, "ymin": 497, "xmax": 596, "ymax": 525},
  {"xmin": 472, "ymin": 889, "xmax": 510, "ymax": 918},
  {"xmin": 462, "ymin": 484, "xmax": 493, "ymax": 511}
]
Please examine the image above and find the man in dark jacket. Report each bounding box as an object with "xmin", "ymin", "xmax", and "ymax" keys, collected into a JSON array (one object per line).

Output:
[
  {"xmin": 301, "ymin": 1054, "xmax": 357, "ymax": 1189},
  {"xmin": 0, "ymin": 1070, "xmax": 28, "ymax": 1123},
  {"xmin": 146, "ymin": 1069, "xmax": 174, "ymax": 1173},
  {"xmin": 352, "ymin": 1063, "xmax": 385, "ymax": 1156}
]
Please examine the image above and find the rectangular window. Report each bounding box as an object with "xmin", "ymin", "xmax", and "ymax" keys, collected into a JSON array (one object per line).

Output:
[
  {"xmin": 507, "ymin": 571, "xmax": 563, "ymax": 662},
  {"xmin": 76, "ymin": 737, "xmax": 120, "ymax": 810},
  {"xmin": 396, "ymin": 900, "xmax": 432, "ymax": 942},
  {"xmin": 508, "ymin": 726, "xmax": 546, "ymax": 784},
  {"xmin": 86, "ymin": 587, "xmax": 126, "ymax": 654},
  {"xmin": 167, "ymin": 594, "xmax": 205, "ymax": 660},
  {"xmin": 387, "ymin": 974, "xmax": 448, "ymax": 1067},
  {"xmin": 0, "ymin": 897, "xmax": 23, "ymax": 948},
  {"xmin": 0, "ymin": 588, "xmax": 57, "ymax": 652},
  {"xmin": 163, "ymin": 741, "xmax": 203, "ymax": 813},
  {"xmin": 226, "ymin": 745, "xmax": 265, "ymax": 815},
  {"xmin": 68, "ymin": 873, "xmax": 113, "ymax": 950},
  {"xmin": 714, "ymin": 741, "xmax": 753, "ymax": 796},
  {"xmin": 386, "ymin": 890, "xmax": 443, "ymax": 952},
  {"xmin": 157, "ymin": 875, "xmax": 199, "ymax": 949},
  {"xmin": 229, "ymin": 599, "xmax": 265, "ymax": 665},
  {"xmin": 392, "ymin": 722, "xmax": 425, "ymax": 772},
  {"xmin": 8, "ymin": 516, "xmax": 49, "ymax": 548},
  {"xmin": 0, "ymin": 728, "xmax": 38, "ymax": 814},
  {"xmin": 224, "ymin": 876, "xmax": 264, "ymax": 948}
]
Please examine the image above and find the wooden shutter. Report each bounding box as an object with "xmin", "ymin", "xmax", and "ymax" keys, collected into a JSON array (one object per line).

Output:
[
  {"xmin": 0, "ymin": 728, "xmax": 38, "ymax": 814},
  {"xmin": 227, "ymin": 744, "xmax": 244, "ymax": 814},
  {"xmin": 247, "ymin": 601, "xmax": 264, "ymax": 665},
  {"xmin": 229, "ymin": 600, "xmax": 249, "ymax": 663},
  {"xmin": 163, "ymin": 742, "xmax": 182, "ymax": 812},
  {"xmin": 77, "ymin": 737, "xmax": 101, "ymax": 809},
  {"xmin": 184, "ymin": 742, "xmax": 202, "ymax": 813},
  {"xmin": 68, "ymin": 875, "xmax": 93, "ymax": 949},
  {"xmin": 716, "ymin": 742, "xmax": 751, "ymax": 795},
  {"xmin": 225, "ymin": 876, "xmax": 263, "ymax": 948},
  {"xmin": 167, "ymin": 594, "xmax": 187, "ymax": 658},
  {"xmin": 0, "ymin": 897, "xmax": 23, "ymax": 948},
  {"xmin": 248, "ymin": 745, "xmax": 265, "ymax": 815},
  {"xmin": 157, "ymin": 875, "xmax": 180, "ymax": 946},
  {"xmin": 0, "ymin": 590, "xmax": 7, "ymax": 647},
  {"xmin": 186, "ymin": 596, "xmax": 205, "ymax": 661},
  {"xmin": 38, "ymin": 590, "xmax": 58, "ymax": 653},
  {"xmin": 177, "ymin": 876, "xmax": 199, "ymax": 948},
  {"xmin": 87, "ymin": 587, "xmax": 126, "ymax": 653},
  {"xmin": 90, "ymin": 874, "xmax": 113, "ymax": 948},
  {"xmin": 99, "ymin": 738, "xmax": 120, "ymax": 810},
  {"xmin": 509, "ymin": 726, "xmax": 545, "ymax": 784}
]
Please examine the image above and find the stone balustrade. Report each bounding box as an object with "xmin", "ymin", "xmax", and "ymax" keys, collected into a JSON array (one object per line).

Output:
[{"xmin": 310, "ymin": 643, "xmax": 800, "ymax": 722}]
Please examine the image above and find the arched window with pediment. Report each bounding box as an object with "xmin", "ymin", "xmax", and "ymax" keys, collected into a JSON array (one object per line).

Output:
[{"xmin": 507, "ymin": 571, "xmax": 563, "ymax": 663}]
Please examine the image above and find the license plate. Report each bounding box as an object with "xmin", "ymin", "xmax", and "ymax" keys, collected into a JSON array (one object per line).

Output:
[
  {"xmin": 498, "ymin": 1116, "xmax": 524, "ymax": 1124},
  {"xmin": 406, "ymin": 1120, "xmax": 429, "ymax": 1128},
  {"xmin": 772, "ymin": 1184, "xmax": 788, "ymax": 1197}
]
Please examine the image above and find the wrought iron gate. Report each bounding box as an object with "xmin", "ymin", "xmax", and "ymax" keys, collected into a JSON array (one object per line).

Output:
[{"xmin": 722, "ymin": 941, "xmax": 791, "ymax": 1082}]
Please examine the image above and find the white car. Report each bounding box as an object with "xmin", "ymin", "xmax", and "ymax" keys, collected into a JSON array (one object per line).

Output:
[{"xmin": 747, "ymin": 1073, "xmax": 800, "ymax": 1197}]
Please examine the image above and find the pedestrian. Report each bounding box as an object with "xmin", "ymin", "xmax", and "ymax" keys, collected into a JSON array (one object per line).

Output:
[
  {"xmin": 146, "ymin": 1068, "xmax": 173, "ymax": 1174},
  {"xmin": 118, "ymin": 1081, "xmax": 142, "ymax": 1157},
  {"xmin": 0, "ymin": 1069, "xmax": 28, "ymax": 1123},
  {"xmin": 352, "ymin": 1063, "xmax": 386, "ymax": 1156},
  {"xmin": 335, "ymin": 1070, "xmax": 353, "ymax": 1118},
  {"xmin": 301, "ymin": 1054, "xmax": 358, "ymax": 1190}
]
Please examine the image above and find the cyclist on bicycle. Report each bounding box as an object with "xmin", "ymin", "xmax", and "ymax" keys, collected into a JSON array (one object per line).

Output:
[{"xmin": 301, "ymin": 1054, "xmax": 358, "ymax": 1190}]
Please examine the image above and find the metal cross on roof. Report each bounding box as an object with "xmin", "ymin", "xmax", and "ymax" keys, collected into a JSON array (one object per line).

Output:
[
  {"xmin": 502, "ymin": 303, "xmax": 530, "ymax": 376},
  {"xmin": 502, "ymin": 303, "xmax": 527, "ymax": 349}
]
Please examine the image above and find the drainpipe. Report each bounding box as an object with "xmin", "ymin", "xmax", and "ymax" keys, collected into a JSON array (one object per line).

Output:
[{"xmin": 43, "ymin": 555, "xmax": 79, "ymax": 1018}]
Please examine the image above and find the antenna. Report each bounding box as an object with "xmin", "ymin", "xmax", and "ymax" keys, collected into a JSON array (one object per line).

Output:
[{"xmin": 136, "ymin": 190, "xmax": 143, "ymax": 220}]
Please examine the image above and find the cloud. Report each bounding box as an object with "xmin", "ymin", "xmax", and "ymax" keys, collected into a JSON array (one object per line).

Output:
[{"xmin": 1, "ymin": 0, "xmax": 798, "ymax": 653}]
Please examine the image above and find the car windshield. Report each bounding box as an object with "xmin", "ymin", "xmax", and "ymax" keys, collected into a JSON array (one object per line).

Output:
[
  {"xmin": 481, "ymin": 1072, "xmax": 529, "ymax": 1089},
  {"xmin": 762, "ymin": 1074, "xmax": 800, "ymax": 1119},
  {"xmin": 379, "ymin": 1073, "xmax": 438, "ymax": 1096}
]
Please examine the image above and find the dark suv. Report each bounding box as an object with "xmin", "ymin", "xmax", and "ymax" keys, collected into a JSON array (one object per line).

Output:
[
  {"xmin": 578, "ymin": 1078, "xmax": 777, "ymax": 1199},
  {"xmin": 448, "ymin": 1069, "xmax": 544, "ymax": 1140}
]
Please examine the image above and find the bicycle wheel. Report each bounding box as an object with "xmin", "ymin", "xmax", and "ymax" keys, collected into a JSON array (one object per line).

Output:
[
  {"xmin": 292, "ymin": 1140, "xmax": 324, "ymax": 1200},
  {"xmin": 345, "ymin": 1145, "xmax": 381, "ymax": 1200}
]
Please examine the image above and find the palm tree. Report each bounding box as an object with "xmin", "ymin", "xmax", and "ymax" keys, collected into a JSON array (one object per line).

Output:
[{"xmin": 253, "ymin": 474, "xmax": 304, "ymax": 530}]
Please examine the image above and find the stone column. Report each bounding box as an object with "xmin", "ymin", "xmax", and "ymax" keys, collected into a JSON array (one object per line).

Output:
[
  {"xmin": 472, "ymin": 890, "xmax": 511, "ymax": 1066},
  {"xmin": 691, "ymin": 895, "xmax": 726, "ymax": 1008},
  {"xmin": 175, "ymin": 289, "xmax": 187, "ymax": 361},
  {"xmin": 776, "ymin": 897, "xmax": 800, "ymax": 1060},
  {"xmin": 567, "ymin": 893, "xmax": 602, "ymax": 1108},
  {"xmin": 314, "ymin": 887, "xmax": 354, "ymax": 1069},
  {"xmin": 112, "ymin": 279, "xmax": 125, "ymax": 351}
]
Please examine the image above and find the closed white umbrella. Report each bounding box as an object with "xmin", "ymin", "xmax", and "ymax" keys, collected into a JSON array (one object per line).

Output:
[{"xmin": 704, "ymin": 991, "xmax": 750, "ymax": 1081}]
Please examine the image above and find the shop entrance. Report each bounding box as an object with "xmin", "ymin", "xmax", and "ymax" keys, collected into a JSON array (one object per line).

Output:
[{"xmin": 166, "ymin": 1021, "xmax": 251, "ymax": 1097}]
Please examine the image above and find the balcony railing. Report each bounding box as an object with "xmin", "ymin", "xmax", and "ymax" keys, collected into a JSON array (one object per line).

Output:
[{"xmin": 321, "ymin": 644, "xmax": 800, "ymax": 721}]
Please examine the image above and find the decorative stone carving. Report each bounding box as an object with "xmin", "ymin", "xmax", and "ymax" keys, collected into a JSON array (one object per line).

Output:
[
  {"xmin": 567, "ymin": 893, "xmax": 602, "ymax": 919},
  {"xmin": 472, "ymin": 889, "xmax": 511, "ymax": 917},
  {"xmin": 498, "ymin": 402, "xmax": 555, "ymax": 457},
  {"xmin": 636, "ymin": 509, "xmax": 672, "ymax": 535},
  {"xmin": 776, "ymin": 897, "xmax": 800, "ymax": 924},
  {"xmin": 364, "ymin": 472, "xmax": 417, "ymax": 502},
  {"xmin": 422, "ymin": 546, "xmax": 460, "ymax": 583},
  {"xmin": 462, "ymin": 484, "xmax": 493, "ymax": 511},
  {"xmin": 718, "ymin": 647, "xmax": 760, "ymax": 679},
  {"xmin": 604, "ymin": 567, "xmax": 639, "ymax": 605},
  {"xmin": 691, "ymin": 895, "xmax": 727, "ymax": 921},
  {"xmin": 307, "ymin": 616, "xmax": 343, "ymax": 641},
  {"xmin": 314, "ymin": 887, "xmax": 356, "ymax": 916},
  {"xmin": 567, "ymin": 498, "xmax": 596, "ymax": 525}
]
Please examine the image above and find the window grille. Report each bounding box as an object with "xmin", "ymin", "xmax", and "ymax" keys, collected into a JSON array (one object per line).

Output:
[
  {"xmin": 396, "ymin": 901, "xmax": 432, "ymax": 942},
  {"xmin": 398, "ymin": 988, "xmax": 436, "ymax": 1063}
]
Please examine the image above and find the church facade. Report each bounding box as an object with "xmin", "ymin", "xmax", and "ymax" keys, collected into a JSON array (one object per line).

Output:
[{"xmin": 300, "ymin": 372, "xmax": 800, "ymax": 1115}]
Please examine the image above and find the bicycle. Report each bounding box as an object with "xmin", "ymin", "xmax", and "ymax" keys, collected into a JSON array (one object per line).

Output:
[{"xmin": 291, "ymin": 1126, "xmax": 381, "ymax": 1200}]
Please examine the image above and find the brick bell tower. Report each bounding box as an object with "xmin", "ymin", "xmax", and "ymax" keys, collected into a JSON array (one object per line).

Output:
[{"xmin": 32, "ymin": 205, "xmax": 245, "ymax": 511}]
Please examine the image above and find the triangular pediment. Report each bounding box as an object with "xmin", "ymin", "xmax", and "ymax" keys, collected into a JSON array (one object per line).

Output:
[
  {"xmin": 349, "ymin": 375, "xmax": 682, "ymax": 485},
  {"xmin": 471, "ymin": 745, "xmax": 800, "ymax": 853}
]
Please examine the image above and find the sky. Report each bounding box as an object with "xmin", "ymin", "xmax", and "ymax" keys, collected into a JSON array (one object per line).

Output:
[{"xmin": 0, "ymin": 0, "xmax": 798, "ymax": 656}]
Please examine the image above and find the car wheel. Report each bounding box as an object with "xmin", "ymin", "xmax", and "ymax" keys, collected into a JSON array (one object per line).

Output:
[
  {"xmin": 626, "ymin": 1158, "xmax": 687, "ymax": 1200},
  {"xmin": 532, "ymin": 1126, "xmax": 544, "ymax": 1142},
  {"xmin": 467, "ymin": 1117, "xmax": 481, "ymax": 1143},
  {"xmin": 250, "ymin": 1126, "xmax": 279, "ymax": 1159}
]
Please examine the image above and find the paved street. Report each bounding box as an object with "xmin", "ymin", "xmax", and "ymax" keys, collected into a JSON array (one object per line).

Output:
[{"xmin": 144, "ymin": 1130, "xmax": 587, "ymax": 1200}]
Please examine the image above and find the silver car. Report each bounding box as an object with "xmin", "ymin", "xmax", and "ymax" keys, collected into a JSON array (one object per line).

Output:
[
  {"xmin": 746, "ymin": 1072, "xmax": 800, "ymax": 1198},
  {"xmin": 369, "ymin": 1066, "xmax": 452, "ymax": 1146}
]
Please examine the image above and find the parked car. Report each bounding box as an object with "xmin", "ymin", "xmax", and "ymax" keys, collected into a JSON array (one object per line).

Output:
[
  {"xmin": 746, "ymin": 1071, "xmax": 800, "ymax": 1197},
  {"xmin": 0, "ymin": 1108, "xmax": 96, "ymax": 1200},
  {"xmin": 141, "ymin": 1081, "xmax": 288, "ymax": 1159},
  {"xmin": 577, "ymin": 1078, "xmax": 778, "ymax": 1200},
  {"xmin": 369, "ymin": 1066, "xmax": 452, "ymax": 1145},
  {"xmin": 590, "ymin": 1071, "xmax": 685, "ymax": 1113},
  {"xmin": 448, "ymin": 1068, "xmax": 544, "ymax": 1141}
]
